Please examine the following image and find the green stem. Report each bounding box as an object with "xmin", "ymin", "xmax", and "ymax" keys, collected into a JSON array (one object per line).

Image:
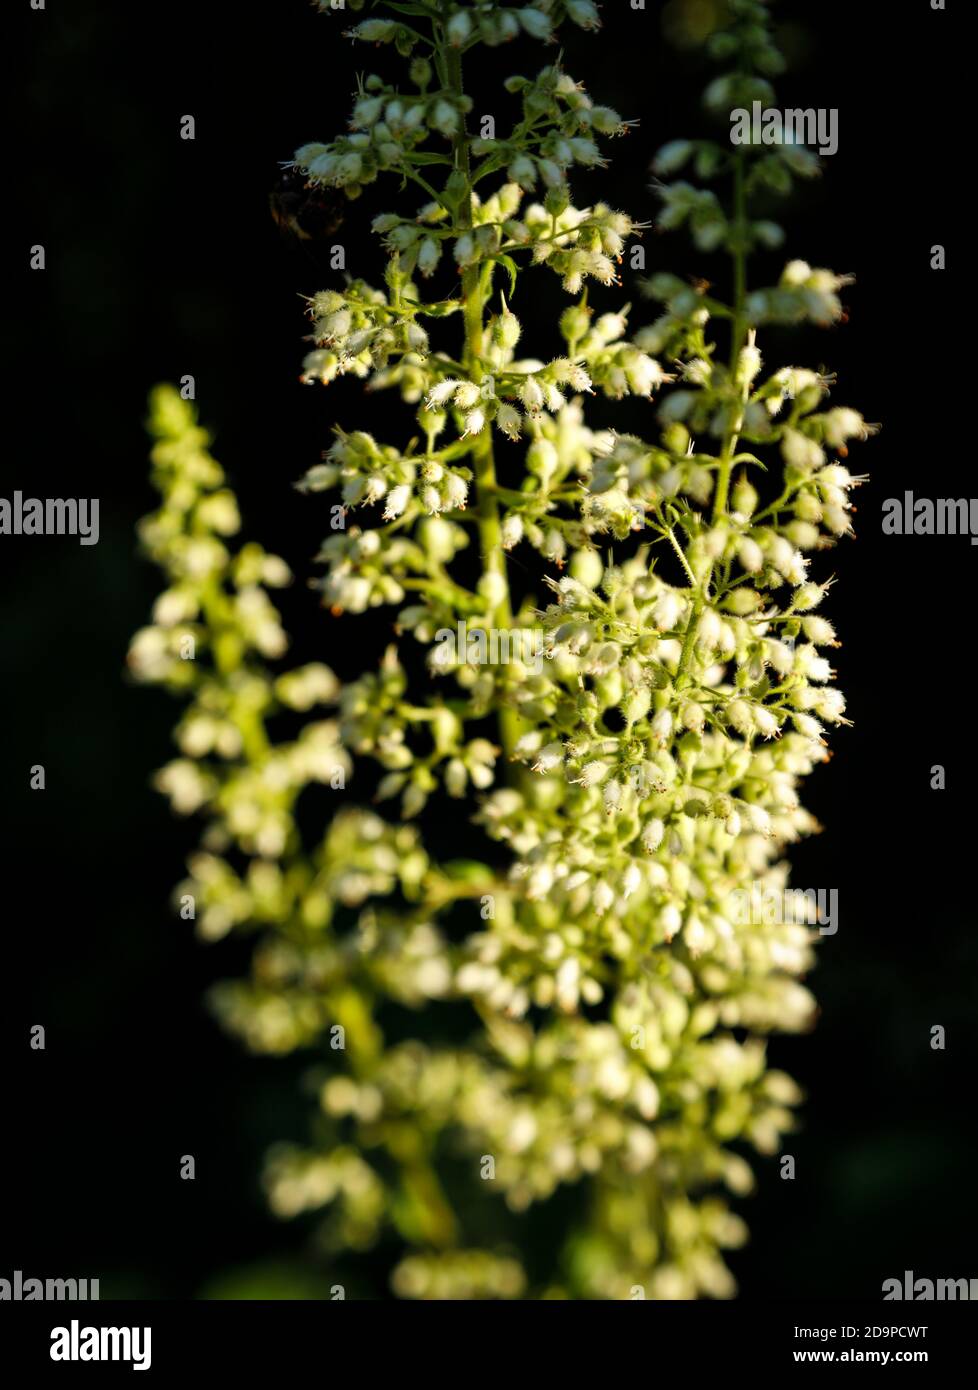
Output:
[
  {"xmin": 446, "ymin": 40, "xmax": 525, "ymax": 767},
  {"xmin": 712, "ymin": 155, "xmax": 749, "ymax": 523},
  {"xmin": 664, "ymin": 526, "xmax": 697, "ymax": 587},
  {"xmin": 676, "ymin": 155, "xmax": 750, "ymax": 690}
]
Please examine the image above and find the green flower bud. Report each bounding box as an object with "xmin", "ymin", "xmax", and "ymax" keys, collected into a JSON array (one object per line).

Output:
[
  {"xmin": 418, "ymin": 516, "xmax": 455, "ymax": 563},
  {"xmin": 569, "ymin": 548, "xmax": 603, "ymax": 589},
  {"xmin": 732, "ymin": 476, "xmax": 759, "ymax": 516},
  {"xmin": 491, "ymin": 306, "xmax": 522, "ymax": 350},
  {"xmin": 527, "ymin": 437, "xmax": 559, "ymax": 482},
  {"xmin": 350, "ymin": 19, "xmax": 398, "ymax": 43},
  {"xmin": 544, "ymin": 183, "xmax": 570, "ymax": 217},
  {"xmin": 793, "ymin": 582, "xmax": 826, "ymax": 612},
  {"xmin": 409, "ymin": 57, "xmax": 432, "ymax": 88},
  {"xmin": 623, "ymin": 685, "xmax": 651, "ymax": 726}
]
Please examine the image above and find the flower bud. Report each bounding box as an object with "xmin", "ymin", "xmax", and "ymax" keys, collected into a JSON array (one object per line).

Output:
[
  {"xmin": 792, "ymin": 712, "xmax": 823, "ymax": 740},
  {"xmin": 560, "ymin": 301, "xmax": 591, "ymax": 347},
  {"xmin": 527, "ymin": 437, "xmax": 559, "ymax": 482},
  {"xmin": 732, "ymin": 476, "xmax": 759, "ymax": 516},
  {"xmin": 495, "ymin": 403, "xmax": 522, "ymax": 440},
  {"xmin": 660, "ymin": 903, "xmax": 682, "ymax": 941},
  {"xmin": 430, "ymin": 100, "xmax": 460, "ymax": 136},
  {"xmin": 478, "ymin": 571, "xmax": 507, "ymax": 609},
  {"xmin": 445, "ymin": 758, "xmax": 467, "ymax": 797},
  {"xmin": 650, "ymin": 710, "xmax": 673, "ymax": 745},
  {"xmin": 726, "ymin": 700, "xmax": 753, "ymax": 735},
  {"xmin": 447, "ymin": 12, "xmax": 472, "ymax": 46},
  {"xmin": 334, "ymin": 153, "xmax": 363, "ymax": 186},
  {"xmin": 417, "ymin": 238, "xmax": 441, "ymax": 276},
  {"xmin": 507, "ymin": 154, "xmax": 537, "ymax": 189},
  {"xmin": 653, "ymin": 138, "xmax": 694, "ymax": 176},
  {"xmin": 543, "ymin": 528, "xmax": 566, "ymax": 563},
  {"xmin": 786, "ymin": 520, "xmax": 819, "ymax": 550},
  {"xmin": 782, "ymin": 428, "xmax": 825, "ymax": 473},
  {"xmin": 680, "ymin": 701, "xmax": 705, "ymax": 733},
  {"xmin": 441, "ymin": 169, "xmax": 469, "ymax": 210},
  {"xmin": 653, "ymin": 590, "xmax": 683, "ymax": 632},
  {"xmin": 520, "ymin": 9, "xmax": 552, "ymax": 41},
  {"xmin": 453, "ymin": 232, "xmax": 477, "ymax": 266},
  {"xmin": 519, "ymin": 377, "xmax": 545, "ymax": 414},
  {"xmin": 352, "ymin": 20, "xmax": 398, "ymax": 42},
  {"xmin": 567, "ymin": 0, "xmax": 601, "ymax": 29},
  {"xmin": 565, "ymin": 547, "xmax": 600, "ymax": 589},
  {"xmin": 622, "ymin": 686, "xmax": 652, "ymax": 728},
  {"xmin": 802, "ymin": 615, "xmax": 836, "ymax": 645},
  {"xmin": 491, "ymin": 307, "xmax": 522, "ymax": 350},
  {"xmin": 683, "ymin": 913, "xmax": 708, "ymax": 955},
  {"xmin": 822, "ymin": 503, "xmax": 851, "ymax": 536},
  {"xmin": 419, "ymin": 516, "xmax": 455, "ymax": 563},
  {"xmin": 793, "ymin": 582, "xmax": 825, "ymax": 611},
  {"xmin": 738, "ymin": 537, "xmax": 764, "ymax": 573}
]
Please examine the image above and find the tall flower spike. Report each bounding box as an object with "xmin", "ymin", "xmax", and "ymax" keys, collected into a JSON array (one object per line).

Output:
[{"xmin": 134, "ymin": 0, "xmax": 870, "ymax": 1301}]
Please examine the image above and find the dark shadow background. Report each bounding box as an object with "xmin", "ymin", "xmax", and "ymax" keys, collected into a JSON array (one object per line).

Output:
[{"xmin": 3, "ymin": 0, "xmax": 973, "ymax": 1298}]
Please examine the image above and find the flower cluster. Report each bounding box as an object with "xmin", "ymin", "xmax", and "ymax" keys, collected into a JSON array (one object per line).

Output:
[
  {"xmin": 136, "ymin": 0, "xmax": 871, "ymax": 1300},
  {"xmin": 472, "ymin": 63, "xmax": 628, "ymax": 198},
  {"xmin": 130, "ymin": 388, "xmax": 354, "ymax": 867}
]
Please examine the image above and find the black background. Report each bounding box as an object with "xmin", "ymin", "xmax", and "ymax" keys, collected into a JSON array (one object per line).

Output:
[{"xmin": 3, "ymin": 0, "xmax": 974, "ymax": 1300}]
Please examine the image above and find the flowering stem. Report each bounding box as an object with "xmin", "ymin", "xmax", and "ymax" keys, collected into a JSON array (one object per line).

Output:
[
  {"xmin": 676, "ymin": 154, "xmax": 749, "ymax": 689},
  {"xmin": 712, "ymin": 154, "xmax": 749, "ymax": 522},
  {"xmin": 446, "ymin": 36, "xmax": 524, "ymax": 766}
]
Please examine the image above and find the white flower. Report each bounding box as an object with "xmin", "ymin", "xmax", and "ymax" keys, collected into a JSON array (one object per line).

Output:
[
  {"xmin": 642, "ymin": 819, "xmax": 665, "ymax": 853},
  {"xmin": 383, "ymin": 485, "xmax": 411, "ymax": 520},
  {"xmin": 496, "ymin": 403, "xmax": 523, "ymax": 440},
  {"xmin": 519, "ymin": 377, "xmax": 545, "ymax": 413},
  {"xmin": 753, "ymin": 706, "xmax": 781, "ymax": 739},
  {"xmin": 425, "ymin": 379, "xmax": 460, "ymax": 408},
  {"xmin": 626, "ymin": 353, "xmax": 666, "ymax": 397},
  {"xmin": 463, "ymin": 407, "xmax": 487, "ymax": 437},
  {"xmin": 576, "ymin": 760, "xmax": 610, "ymax": 788}
]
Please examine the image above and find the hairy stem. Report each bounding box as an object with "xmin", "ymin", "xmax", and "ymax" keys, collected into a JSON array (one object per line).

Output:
[{"xmin": 446, "ymin": 38, "xmax": 525, "ymax": 766}]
